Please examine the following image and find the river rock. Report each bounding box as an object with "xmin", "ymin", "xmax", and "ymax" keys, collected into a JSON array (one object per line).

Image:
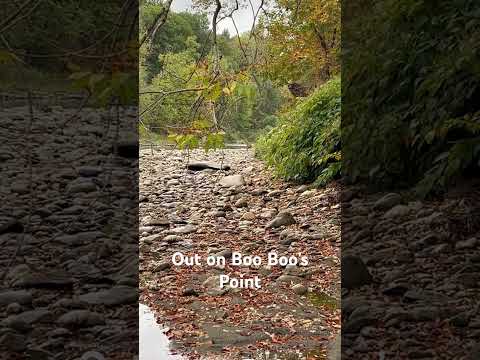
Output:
[
  {"xmin": 455, "ymin": 237, "xmax": 477, "ymax": 250},
  {"xmin": 187, "ymin": 161, "xmax": 231, "ymax": 171},
  {"xmin": 77, "ymin": 166, "xmax": 102, "ymax": 177},
  {"xmin": 116, "ymin": 140, "xmax": 138, "ymax": 158},
  {"xmin": 292, "ymin": 283, "xmax": 308, "ymax": 295},
  {"xmin": 235, "ymin": 198, "xmax": 248, "ymax": 207},
  {"xmin": 276, "ymin": 275, "xmax": 303, "ymax": 284},
  {"xmin": 373, "ymin": 193, "xmax": 402, "ymax": 211},
  {"xmin": 6, "ymin": 302, "xmax": 22, "ymax": 314},
  {"xmin": 0, "ymin": 332, "xmax": 26, "ymax": 352},
  {"xmin": 383, "ymin": 204, "xmax": 410, "ymax": 218},
  {"xmin": 203, "ymin": 275, "xmax": 228, "ymax": 295},
  {"xmin": 155, "ymin": 261, "xmax": 171, "ymax": 271},
  {"xmin": 67, "ymin": 179, "xmax": 97, "ymax": 193},
  {"xmin": 171, "ymin": 224, "xmax": 197, "ymax": 234},
  {"xmin": 267, "ymin": 211, "xmax": 296, "ymax": 228},
  {"xmin": 0, "ymin": 219, "xmax": 23, "ymax": 234},
  {"xmin": 164, "ymin": 234, "xmax": 181, "ymax": 243},
  {"xmin": 78, "ymin": 286, "xmax": 137, "ymax": 305},
  {"xmin": 0, "ymin": 290, "xmax": 32, "ymax": 305},
  {"xmin": 241, "ymin": 211, "xmax": 256, "ymax": 221},
  {"xmin": 342, "ymin": 256, "xmax": 373, "ymax": 289},
  {"xmin": 3, "ymin": 309, "xmax": 52, "ymax": 326},
  {"xmin": 469, "ymin": 344, "xmax": 480, "ymax": 360},
  {"xmin": 57, "ymin": 310, "xmax": 105, "ymax": 327},
  {"xmin": 220, "ymin": 175, "xmax": 245, "ymax": 187}
]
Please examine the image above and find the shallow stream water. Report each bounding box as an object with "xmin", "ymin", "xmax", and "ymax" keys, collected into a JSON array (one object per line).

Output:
[{"xmin": 140, "ymin": 304, "xmax": 184, "ymax": 360}]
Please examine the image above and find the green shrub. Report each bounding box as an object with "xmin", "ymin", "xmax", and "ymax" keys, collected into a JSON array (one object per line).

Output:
[
  {"xmin": 256, "ymin": 77, "xmax": 340, "ymax": 185},
  {"xmin": 343, "ymin": 0, "xmax": 480, "ymax": 197}
]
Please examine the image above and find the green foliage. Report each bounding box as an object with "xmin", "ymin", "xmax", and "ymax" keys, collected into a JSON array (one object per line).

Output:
[
  {"xmin": 256, "ymin": 77, "xmax": 340, "ymax": 184},
  {"xmin": 166, "ymin": 119, "xmax": 225, "ymax": 151},
  {"xmin": 222, "ymin": 79, "xmax": 284, "ymax": 142},
  {"xmin": 70, "ymin": 71, "xmax": 138, "ymax": 106},
  {"xmin": 344, "ymin": 0, "xmax": 480, "ymax": 196},
  {"xmin": 139, "ymin": 6, "xmax": 285, "ymax": 145},
  {"xmin": 140, "ymin": 4, "xmax": 210, "ymax": 83},
  {"xmin": 1, "ymin": 2, "xmax": 129, "ymax": 70}
]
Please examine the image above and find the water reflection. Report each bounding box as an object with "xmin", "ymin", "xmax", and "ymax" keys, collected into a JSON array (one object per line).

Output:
[{"xmin": 139, "ymin": 304, "xmax": 183, "ymax": 360}]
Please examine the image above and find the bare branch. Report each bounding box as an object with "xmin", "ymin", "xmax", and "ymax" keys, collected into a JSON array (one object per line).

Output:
[{"xmin": 139, "ymin": 0, "xmax": 174, "ymax": 48}]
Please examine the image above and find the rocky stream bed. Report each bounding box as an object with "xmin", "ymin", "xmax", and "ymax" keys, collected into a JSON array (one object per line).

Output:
[
  {"xmin": 139, "ymin": 149, "xmax": 341, "ymax": 359},
  {"xmin": 0, "ymin": 104, "xmax": 138, "ymax": 359},
  {"xmin": 342, "ymin": 184, "xmax": 480, "ymax": 359}
]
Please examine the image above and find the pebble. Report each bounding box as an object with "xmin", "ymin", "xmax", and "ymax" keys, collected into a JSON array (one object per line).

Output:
[
  {"xmin": 292, "ymin": 283, "xmax": 308, "ymax": 295},
  {"xmin": 267, "ymin": 211, "xmax": 296, "ymax": 228}
]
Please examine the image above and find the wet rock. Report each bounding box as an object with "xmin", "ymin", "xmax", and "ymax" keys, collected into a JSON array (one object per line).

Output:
[{"xmin": 187, "ymin": 161, "xmax": 231, "ymax": 171}]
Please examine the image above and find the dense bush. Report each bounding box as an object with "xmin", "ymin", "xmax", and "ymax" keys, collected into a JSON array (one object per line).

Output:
[
  {"xmin": 343, "ymin": 0, "xmax": 480, "ymax": 196},
  {"xmin": 256, "ymin": 77, "xmax": 340, "ymax": 185}
]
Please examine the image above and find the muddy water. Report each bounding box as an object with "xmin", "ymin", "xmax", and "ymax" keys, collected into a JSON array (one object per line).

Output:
[{"xmin": 139, "ymin": 304, "xmax": 184, "ymax": 360}]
